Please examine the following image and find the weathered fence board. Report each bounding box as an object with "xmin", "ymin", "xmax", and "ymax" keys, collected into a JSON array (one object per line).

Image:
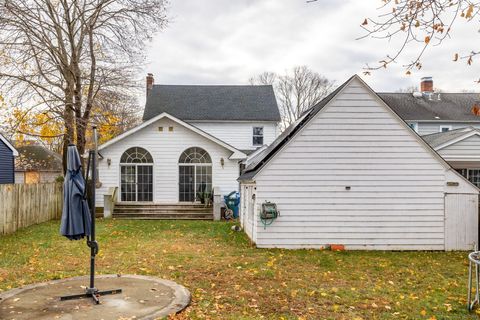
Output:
[{"xmin": 0, "ymin": 183, "xmax": 62, "ymax": 235}]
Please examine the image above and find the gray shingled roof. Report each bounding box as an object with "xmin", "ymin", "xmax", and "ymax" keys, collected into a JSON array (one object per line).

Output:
[
  {"xmin": 15, "ymin": 145, "xmax": 62, "ymax": 171},
  {"xmin": 142, "ymin": 85, "xmax": 281, "ymax": 122},
  {"xmin": 378, "ymin": 92, "xmax": 480, "ymax": 121},
  {"xmin": 238, "ymin": 76, "xmax": 353, "ymax": 181},
  {"xmin": 421, "ymin": 127, "xmax": 479, "ymax": 148}
]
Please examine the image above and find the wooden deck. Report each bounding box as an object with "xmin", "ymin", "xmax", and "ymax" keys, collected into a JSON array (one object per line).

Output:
[{"xmin": 112, "ymin": 202, "xmax": 213, "ymax": 220}]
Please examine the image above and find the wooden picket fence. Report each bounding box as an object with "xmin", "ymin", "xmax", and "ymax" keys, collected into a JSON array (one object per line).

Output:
[{"xmin": 0, "ymin": 183, "xmax": 63, "ymax": 235}]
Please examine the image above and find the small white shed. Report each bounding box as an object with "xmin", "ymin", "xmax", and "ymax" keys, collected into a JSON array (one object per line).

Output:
[{"xmin": 238, "ymin": 75, "xmax": 479, "ymax": 251}]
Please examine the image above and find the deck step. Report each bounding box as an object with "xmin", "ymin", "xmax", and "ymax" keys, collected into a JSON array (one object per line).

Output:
[{"xmin": 112, "ymin": 203, "xmax": 213, "ymax": 220}]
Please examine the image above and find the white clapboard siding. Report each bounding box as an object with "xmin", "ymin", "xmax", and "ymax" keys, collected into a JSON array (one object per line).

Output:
[
  {"xmin": 189, "ymin": 121, "xmax": 278, "ymax": 151},
  {"xmin": 253, "ymin": 77, "xmax": 453, "ymax": 250},
  {"xmin": 437, "ymin": 134, "xmax": 480, "ymax": 160},
  {"xmin": 416, "ymin": 122, "xmax": 480, "ymax": 136},
  {"xmin": 96, "ymin": 117, "xmax": 240, "ymax": 206}
]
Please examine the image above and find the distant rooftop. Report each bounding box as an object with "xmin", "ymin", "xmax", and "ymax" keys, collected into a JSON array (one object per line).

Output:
[
  {"xmin": 422, "ymin": 127, "xmax": 480, "ymax": 148},
  {"xmin": 15, "ymin": 145, "xmax": 62, "ymax": 171},
  {"xmin": 142, "ymin": 85, "xmax": 281, "ymax": 122},
  {"xmin": 379, "ymin": 92, "xmax": 480, "ymax": 122}
]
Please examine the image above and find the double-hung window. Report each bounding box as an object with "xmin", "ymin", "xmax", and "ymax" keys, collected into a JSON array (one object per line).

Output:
[{"xmin": 253, "ymin": 127, "xmax": 264, "ymax": 146}]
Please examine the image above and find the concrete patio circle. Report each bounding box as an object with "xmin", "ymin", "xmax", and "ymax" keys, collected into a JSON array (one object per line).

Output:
[{"xmin": 0, "ymin": 274, "xmax": 191, "ymax": 320}]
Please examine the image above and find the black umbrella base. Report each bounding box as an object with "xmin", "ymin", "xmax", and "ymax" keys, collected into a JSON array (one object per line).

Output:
[
  {"xmin": 0, "ymin": 274, "xmax": 191, "ymax": 320},
  {"xmin": 60, "ymin": 287, "xmax": 122, "ymax": 304}
]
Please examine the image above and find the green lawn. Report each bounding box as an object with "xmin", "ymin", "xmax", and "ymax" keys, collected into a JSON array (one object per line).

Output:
[{"xmin": 0, "ymin": 219, "xmax": 477, "ymax": 319}]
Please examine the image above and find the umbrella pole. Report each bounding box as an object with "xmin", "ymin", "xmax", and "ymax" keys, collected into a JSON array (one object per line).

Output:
[{"xmin": 60, "ymin": 127, "xmax": 122, "ymax": 304}]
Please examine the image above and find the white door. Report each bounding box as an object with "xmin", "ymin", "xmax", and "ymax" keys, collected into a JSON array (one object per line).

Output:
[{"xmin": 445, "ymin": 194, "xmax": 478, "ymax": 250}]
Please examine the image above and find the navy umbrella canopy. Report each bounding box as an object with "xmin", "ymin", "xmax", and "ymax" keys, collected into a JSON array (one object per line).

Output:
[{"xmin": 60, "ymin": 145, "xmax": 92, "ymax": 240}]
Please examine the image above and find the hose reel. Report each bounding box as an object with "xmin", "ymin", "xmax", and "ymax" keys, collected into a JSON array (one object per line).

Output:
[{"xmin": 260, "ymin": 202, "xmax": 279, "ymax": 229}]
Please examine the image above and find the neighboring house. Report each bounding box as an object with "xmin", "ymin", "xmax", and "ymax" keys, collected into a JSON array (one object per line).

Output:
[
  {"xmin": 14, "ymin": 145, "xmax": 63, "ymax": 184},
  {"xmin": 379, "ymin": 77, "xmax": 480, "ymax": 136},
  {"xmin": 239, "ymin": 75, "xmax": 478, "ymax": 251},
  {"xmin": 95, "ymin": 74, "xmax": 280, "ymax": 208},
  {"xmin": 422, "ymin": 127, "xmax": 480, "ymax": 187},
  {"xmin": 379, "ymin": 77, "xmax": 480, "ymax": 185},
  {"xmin": 0, "ymin": 133, "xmax": 18, "ymax": 184}
]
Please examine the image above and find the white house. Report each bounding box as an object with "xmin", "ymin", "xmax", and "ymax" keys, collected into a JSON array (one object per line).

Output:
[
  {"xmin": 422, "ymin": 127, "xmax": 480, "ymax": 187},
  {"xmin": 379, "ymin": 77, "xmax": 480, "ymax": 136},
  {"xmin": 238, "ymin": 75, "xmax": 479, "ymax": 251},
  {"xmin": 95, "ymin": 74, "xmax": 280, "ymax": 215}
]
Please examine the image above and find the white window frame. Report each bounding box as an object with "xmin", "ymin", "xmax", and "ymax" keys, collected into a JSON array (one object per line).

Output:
[
  {"xmin": 457, "ymin": 168, "xmax": 480, "ymax": 187},
  {"xmin": 252, "ymin": 126, "xmax": 264, "ymax": 146},
  {"xmin": 439, "ymin": 125, "xmax": 452, "ymax": 132},
  {"xmin": 408, "ymin": 122, "xmax": 418, "ymax": 132}
]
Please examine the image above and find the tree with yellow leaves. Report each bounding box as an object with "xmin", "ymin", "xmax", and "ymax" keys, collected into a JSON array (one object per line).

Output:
[{"xmin": 0, "ymin": 0, "xmax": 167, "ymax": 170}]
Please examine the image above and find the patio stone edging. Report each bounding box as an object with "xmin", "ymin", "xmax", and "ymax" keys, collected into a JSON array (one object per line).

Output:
[{"xmin": 0, "ymin": 274, "xmax": 191, "ymax": 320}]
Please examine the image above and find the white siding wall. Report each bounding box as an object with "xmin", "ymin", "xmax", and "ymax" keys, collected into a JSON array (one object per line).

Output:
[
  {"xmin": 240, "ymin": 183, "xmax": 258, "ymax": 241},
  {"xmin": 96, "ymin": 117, "xmax": 241, "ymax": 206},
  {"xmin": 250, "ymin": 78, "xmax": 468, "ymax": 250},
  {"xmin": 413, "ymin": 122, "xmax": 480, "ymax": 136},
  {"xmin": 437, "ymin": 134, "xmax": 480, "ymax": 160},
  {"xmin": 189, "ymin": 121, "xmax": 278, "ymax": 151},
  {"xmin": 14, "ymin": 172, "xmax": 24, "ymax": 184}
]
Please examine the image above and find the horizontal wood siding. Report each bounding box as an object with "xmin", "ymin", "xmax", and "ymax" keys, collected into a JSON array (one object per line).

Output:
[
  {"xmin": 0, "ymin": 183, "xmax": 62, "ymax": 235},
  {"xmin": 96, "ymin": 117, "xmax": 240, "ymax": 206},
  {"xmin": 189, "ymin": 122, "xmax": 277, "ymax": 151},
  {"xmin": 0, "ymin": 139, "xmax": 14, "ymax": 184},
  {"xmin": 253, "ymin": 78, "xmax": 448, "ymax": 250},
  {"xmin": 416, "ymin": 122, "xmax": 480, "ymax": 136},
  {"xmin": 437, "ymin": 134, "xmax": 480, "ymax": 159}
]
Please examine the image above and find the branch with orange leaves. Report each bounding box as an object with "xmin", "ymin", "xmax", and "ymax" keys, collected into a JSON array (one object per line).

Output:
[{"xmin": 357, "ymin": 0, "xmax": 479, "ymax": 76}]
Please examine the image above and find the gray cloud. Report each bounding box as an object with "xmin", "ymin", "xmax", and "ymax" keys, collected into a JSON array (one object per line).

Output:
[{"xmin": 141, "ymin": 0, "xmax": 480, "ymax": 95}]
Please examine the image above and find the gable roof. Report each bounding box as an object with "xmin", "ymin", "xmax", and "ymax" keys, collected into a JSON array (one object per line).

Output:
[
  {"xmin": 15, "ymin": 145, "xmax": 62, "ymax": 171},
  {"xmin": 238, "ymin": 76, "xmax": 353, "ymax": 180},
  {"xmin": 0, "ymin": 133, "xmax": 18, "ymax": 156},
  {"xmin": 378, "ymin": 92, "xmax": 480, "ymax": 122},
  {"xmin": 143, "ymin": 85, "xmax": 281, "ymax": 122},
  {"xmin": 98, "ymin": 112, "xmax": 247, "ymax": 160},
  {"xmin": 239, "ymin": 75, "xmax": 473, "ymax": 182},
  {"xmin": 422, "ymin": 126, "xmax": 480, "ymax": 150}
]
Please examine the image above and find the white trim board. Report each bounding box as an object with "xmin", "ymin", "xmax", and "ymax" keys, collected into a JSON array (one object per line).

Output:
[
  {"xmin": 98, "ymin": 112, "xmax": 247, "ymax": 160},
  {"xmin": 0, "ymin": 133, "xmax": 18, "ymax": 156}
]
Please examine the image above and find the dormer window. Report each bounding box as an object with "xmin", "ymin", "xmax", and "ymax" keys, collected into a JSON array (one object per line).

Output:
[{"xmin": 253, "ymin": 127, "xmax": 264, "ymax": 146}]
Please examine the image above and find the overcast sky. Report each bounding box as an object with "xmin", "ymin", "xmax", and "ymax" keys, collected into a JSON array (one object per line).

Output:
[{"xmin": 140, "ymin": 0, "xmax": 480, "ymax": 95}]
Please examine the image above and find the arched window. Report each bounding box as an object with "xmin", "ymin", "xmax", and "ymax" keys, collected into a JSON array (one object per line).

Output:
[
  {"xmin": 179, "ymin": 147, "xmax": 212, "ymax": 164},
  {"xmin": 120, "ymin": 147, "xmax": 153, "ymax": 202},
  {"xmin": 178, "ymin": 147, "xmax": 212, "ymax": 202},
  {"xmin": 120, "ymin": 147, "xmax": 153, "ymax": 163}
]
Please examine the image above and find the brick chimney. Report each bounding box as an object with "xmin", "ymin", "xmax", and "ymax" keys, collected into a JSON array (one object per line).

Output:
[
  {"xmin": 146, "ymin": 73, "xmax": 154, "ymax": 96},
  {"xmin": 420, "ymin": 77, "xmax": 433, "ymax": 94}
]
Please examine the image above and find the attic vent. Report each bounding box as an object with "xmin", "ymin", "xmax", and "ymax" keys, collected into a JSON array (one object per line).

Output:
[
  {"xmin": 169, "ymin": 126, "xmax": 174, "ymax": 132},
  {"xmin": 158, "ymin": 127, "xmax": 163, "ymax": 132}
]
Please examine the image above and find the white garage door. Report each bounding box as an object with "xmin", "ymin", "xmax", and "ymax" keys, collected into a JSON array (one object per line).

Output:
[{"xmin": 445, "ymin": 193, "xmax": 478, "ymax": 251}]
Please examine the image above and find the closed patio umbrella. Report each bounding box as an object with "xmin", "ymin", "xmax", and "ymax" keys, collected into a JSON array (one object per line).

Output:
[
  {"xmin": 60, "ymin": 144, "xmax": 91, "ymax": 240},
  {"xmin": 59, "ymin": 129, "xmax": 121, "ymax": 304}
]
